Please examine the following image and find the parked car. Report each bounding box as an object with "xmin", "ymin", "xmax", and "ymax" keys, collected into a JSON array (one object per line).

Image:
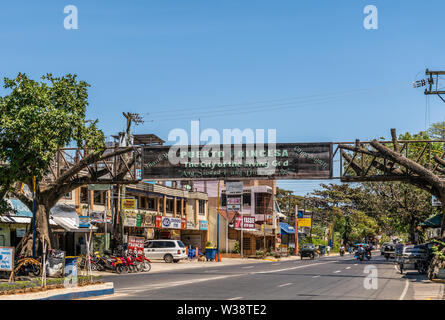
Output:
[
  {"xmin": 300, "ymin": 243, "xmax": 317, "ymax": 259},
  {"xmin": 144, "ymin": 240, "xmax": 188, "ymax": 263},
  {"xmin": 396, "ymin": 244, "xmax": 429, "ymax": 274}
]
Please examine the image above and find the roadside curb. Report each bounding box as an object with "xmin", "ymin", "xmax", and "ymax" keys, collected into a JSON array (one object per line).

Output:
[{"xmin": 0, "ymin": 282, "xmax": 114, "ymax": 300}]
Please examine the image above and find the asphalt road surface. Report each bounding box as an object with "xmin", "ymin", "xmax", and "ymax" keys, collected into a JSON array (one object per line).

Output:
[{"xmin": 97, "ymin": 252, "xmax": 418, "ymax": 300}]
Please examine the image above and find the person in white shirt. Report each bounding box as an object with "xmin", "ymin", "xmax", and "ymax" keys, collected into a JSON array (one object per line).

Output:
[{"xmin": 326, "ymin": 245, "xmax": 331, "ymax": 255}]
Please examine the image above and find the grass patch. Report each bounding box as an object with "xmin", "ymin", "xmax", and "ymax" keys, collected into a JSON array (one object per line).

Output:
[{"xmin": 0, "ymin": 275, "xmax": 102, "ymax": 294}]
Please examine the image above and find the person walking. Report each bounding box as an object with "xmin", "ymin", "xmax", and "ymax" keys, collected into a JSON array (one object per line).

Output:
[{"xmin": 326, "ymin": 245, "xmax": 331, "ymax": 256}]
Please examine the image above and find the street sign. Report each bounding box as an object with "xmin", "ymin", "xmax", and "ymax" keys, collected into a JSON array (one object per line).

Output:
[
  {"xmin": 142, "ymin": 143, "xmax": 333, "ymax": 180},
  {"xmin": 234, "ymin": 216, "xmax": 256, "ymax": 229},
  {"xmin": 78, "ymin": 216, "xmax": 91, "ymax": 228}
]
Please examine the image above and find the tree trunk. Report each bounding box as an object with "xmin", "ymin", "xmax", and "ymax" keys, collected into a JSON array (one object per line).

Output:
[
  {"xmin": 16, "ymin": 203, "xmax": 52, "ymax": 257},
  {"xmin": 440, "ymin": 192, "xmax": 445, "ymax": 239}
]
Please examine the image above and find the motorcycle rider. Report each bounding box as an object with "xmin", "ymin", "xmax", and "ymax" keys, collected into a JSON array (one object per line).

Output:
[{"xmin": 339, "ymin": 244, "xmax": 345, "ymax": 256}]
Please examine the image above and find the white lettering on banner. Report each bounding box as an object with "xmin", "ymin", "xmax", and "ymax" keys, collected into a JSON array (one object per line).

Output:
[{"xmin": 243, "ymin": 216, "xmax": 255, "ymax": 229}]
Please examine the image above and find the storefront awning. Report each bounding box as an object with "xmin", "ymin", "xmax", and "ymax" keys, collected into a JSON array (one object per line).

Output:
[
  {"xmin": 419, "ymin": 214, "xmax": 443, "ymax": 228},
  {"xmin": 0, "ymin": 215, "xmax": 57, "ymax": 225},
  {"xmin": 50, "ymin": 204, "xmax": 97, "ymax": 232},
  {"xmin": 279, "ymin": 222, "xmax": 295, "ymax": 234},
  {"xmin": 5, "ymin": 199, "xmax": 33, "ymax": 217}
]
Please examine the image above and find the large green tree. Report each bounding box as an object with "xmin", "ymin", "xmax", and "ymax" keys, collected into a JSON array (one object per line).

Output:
[{"xmin": 0, "ymin": 73, "xmax": 135, "ymax": 256}]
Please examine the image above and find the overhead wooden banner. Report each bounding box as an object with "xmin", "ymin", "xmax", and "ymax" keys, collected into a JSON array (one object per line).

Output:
[{"xmin": 142, "ymin": 143, "xmax": 333, "ymax": 180}]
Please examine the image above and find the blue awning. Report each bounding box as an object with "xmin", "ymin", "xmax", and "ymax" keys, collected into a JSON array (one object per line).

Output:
[
  {"xmin": 279, "ymin": 222, "xmax": 295, "ymax": 234},
  {"xmin": 6, "ymin": 199, "xmax": 33, "ymax": 217}
]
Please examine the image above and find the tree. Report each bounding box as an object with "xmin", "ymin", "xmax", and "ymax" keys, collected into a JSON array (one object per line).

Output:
[
  {"xmin": 339, "ymin": 128, "xmax": 445, "ymax": 237},
  {"xmin": 0, "ymin": 73, "xmax": 137, "ymax": 256}
]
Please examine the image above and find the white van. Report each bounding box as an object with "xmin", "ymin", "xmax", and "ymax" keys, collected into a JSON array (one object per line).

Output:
[{"xmin": 144, "ymin": 240, "xmax": 188, "ymax": 263}]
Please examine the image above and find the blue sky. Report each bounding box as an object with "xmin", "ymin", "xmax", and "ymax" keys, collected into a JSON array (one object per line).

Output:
[{"xmin": 1, "ymin": 1, "xmax": 445, "ymax": 195}]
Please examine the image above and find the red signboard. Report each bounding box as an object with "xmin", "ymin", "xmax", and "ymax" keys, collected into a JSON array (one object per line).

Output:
[
  {"xmin": 128, "ymin": 236, "xmax": 145, "ymax": 256},
  {"xmin": 234, "ymin": 215, "xmax": 256, "ymax": 230},
  {"xmin": 155, "ymin": 216, "xmax": 162, "ymax": 228},
  {"xmin": 181, "ymin": 218, "xmax": 187, "ymax": 230}
]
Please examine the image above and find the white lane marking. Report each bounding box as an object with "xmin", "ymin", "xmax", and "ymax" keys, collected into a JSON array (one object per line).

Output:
[
  {"xmin": 242, "ymin": 266, "xmax": 254, "ymax": 269},
  {"xmin": 253, "ymin": 261, "xmax": 336, "ymax": 274},
  {"xmin": 228, "ymin": 296, "xmax": 243, "ymax": 300},
  {"xmin": 399, "ymin": 279, "xmax": 410, "ymax": 300},
  {"xmin": 354, "ymin": 264, "xmax": 358, "ymax": 266},
  {"xmin": 312, "ymin": 275, "xmax": 321, "ymax": 278},
  {"xmin": 346, "ymin": 267, "xmax": 351, "ymax": 269},
  {"xmin": 204, "ymin": 269, "xmax": 220, "ymax": 272},
  {"xmin": 333, "ymin": 270, "xmax": 341, "ymax": 273},
  {"xmin": 278, "ymin": 282, "xmax": 293, "ymax": 287}
]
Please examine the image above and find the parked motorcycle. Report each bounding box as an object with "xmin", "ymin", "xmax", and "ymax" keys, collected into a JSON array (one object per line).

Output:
[
  {"xmin": 339, "ymin": 247, "xmax": 345, "ymax": 256},
  {"xmin": 131, "ymin": 252, "xmax": 152, "ymax": 272},
  {"xmin": 14, "ymin": 256, "xmax": 42, "ymax": 277},
  {"xmin": 365, "ymin": 250, "xmax": 372, "ymax": 260}
]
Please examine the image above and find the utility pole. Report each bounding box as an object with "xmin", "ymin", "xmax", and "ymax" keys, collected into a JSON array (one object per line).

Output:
[
  {"xmin": 113, "ymin": 112, "xmax": 145, "ymax": 248},
  {"xmin": 416, "ymin": 69, "xmax": 445, "ymax": 103},
  {"xmin": 294, "ymin": 205, "xmax": 299, "ymax": 255}
]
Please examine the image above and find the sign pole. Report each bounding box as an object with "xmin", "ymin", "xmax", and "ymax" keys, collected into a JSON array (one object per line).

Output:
[
  {"xmin": 217, "ymin": 180, "xmax": 220, "ymax": 253},
  {"xmin": 241, "ymin": 214, "xmax": 243, "ymax": 257},
  {"xmin": 294, "ymin": 205, "xmax": 299, "ymax": 255}
]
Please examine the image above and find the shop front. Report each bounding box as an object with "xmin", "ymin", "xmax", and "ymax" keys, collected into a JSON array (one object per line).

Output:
[
  {"xmin": 181, "ymin": 219, "xmax": 208, "ymax": 250},
  {"xmin": 122, "ymin": 209, "xmax": 157, "ymax": 243},
  {"xmin": 154, "ymin": 216, "xmax": 186, "ymax": 240}
]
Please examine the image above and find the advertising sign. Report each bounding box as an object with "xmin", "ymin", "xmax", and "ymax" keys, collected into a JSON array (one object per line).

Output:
[
  {"xmin": 187, "ymin": 220, "xmax": 198, "ymax": 230},
  {"xmin": 155, "ymin": 215, "xmax": 162, "ymax": 228},
  {"xmin": 0, "ymin": 247, "xmax": 14, "ymax": 271},
  {"xmin": 128, "ymin": 236, "xmax": 145, "ymax": 256},
  {"xmin": 78, "ymin": 216, "xmax": 91, "ymax": 228},
  {"xmin": 143, "ymin": 143, "xmax": 333, "ymax": 180},
  {"xmin": 227, "ymin": 196, "xmax": 241, "ymax": 205},
  {"xmin": 298, "ymin": 217, "xmax": 312, "ymax": 227},
  {"xmin": 227, "ymin": 204, "xmax": 241, "ymax": 212},
  {"xmin": 161, "ymin": 217, "xmax": 183, "ymax": 229},
  {"xmin": 16, "ymin": 228, "xmax": 26, "ymax": 238},
  {"xmin": 88, "ymin": 184, "xmax": 112, "ymax": 191},
  {"xmin": 122, "ymin": 198, "xmax": 136, "ymax": 210},
  {"xmin": 199, "ymin": 220, "xmax": 208, "ymax": 230},
  {"xmin": 226, "ymin": 181, "xmax": 244, "ymax": 195},
  {"xmin": 234, "ymin": 216, "xmax": 256, "ymax": 230},
  {"xmin": 124, "ymin": 212, "xmax": 137, "ymax": 227}
]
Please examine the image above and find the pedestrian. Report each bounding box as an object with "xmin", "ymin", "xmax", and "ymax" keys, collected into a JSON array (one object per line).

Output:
[{"xmin": 326, "ymin": 245, "xmax": 331, "ymax": 256}]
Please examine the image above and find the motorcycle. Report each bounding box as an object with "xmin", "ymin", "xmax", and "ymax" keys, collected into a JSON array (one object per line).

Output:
[
  {"xmin": 131, "ymin": 252, "xmax": 152, "ymax": 272},
  {"xmin": 339, "ymin": 248, "xmax": 345, "ymax": 256},
  {"xmin": 14, "ymin": 256, "xmax": 42, "ymax": 277},
  {"xmin": 96, "ymin": 252, "xmax": 128, "ymax": 274},
  {"xmin": 354, "ymin": 251, "xmax": 364, "ymax": 261},
  {"xmin": 365, "ymin": 250, "xmax": 372, "ymax": 261}
]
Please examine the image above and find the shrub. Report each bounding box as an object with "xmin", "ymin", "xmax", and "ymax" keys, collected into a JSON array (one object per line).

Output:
[{"xmin": 233, "ymin": 242, "xmax": 240, "ymax": 254}]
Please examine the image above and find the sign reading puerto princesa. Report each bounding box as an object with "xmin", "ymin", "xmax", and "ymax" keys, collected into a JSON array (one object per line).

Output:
[{"xmin": 142, "ymin": 143, "xmax": 332, "ymax": 180}]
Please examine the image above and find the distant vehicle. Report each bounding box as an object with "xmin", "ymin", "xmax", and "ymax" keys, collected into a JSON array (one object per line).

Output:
[
  {"xmin": 144, "ymin": 240, "xmax": 188, "ymax": 263},
  {"xmin": 396, "ymin": 244, "xmax": 429, "ymax": 274},
  {"xmin": 300, "ymin": 243, "xmax": 316, "ymax": 260},
  {"xmin": 382, "ymin": 243, "xmax": 396, "ymax": 260}
]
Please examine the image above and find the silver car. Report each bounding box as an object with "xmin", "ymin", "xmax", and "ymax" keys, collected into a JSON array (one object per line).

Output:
[{"xmin": 144, "ymin": 240, "xmax": 188, "ymax": 263}]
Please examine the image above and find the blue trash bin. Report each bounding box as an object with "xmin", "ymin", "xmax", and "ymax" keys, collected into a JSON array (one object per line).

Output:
[{"xmin": 205, "ymin": 247, "xmax": 217, "ymax": 261}]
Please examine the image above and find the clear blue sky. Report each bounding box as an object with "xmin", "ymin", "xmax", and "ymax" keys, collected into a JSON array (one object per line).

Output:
[{"xmin": 1, "ymin": 1, "xmax": 445, "ymax": 195}]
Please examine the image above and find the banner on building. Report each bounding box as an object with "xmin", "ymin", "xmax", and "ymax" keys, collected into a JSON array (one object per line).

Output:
[
  {"xmin": 128, "ymin": 236, "xmax": 145, "ymax": 256},
  {"xmin": 142, "ymin": 143, "xmax": 333, "ymax": 180},
  {"xmin": 227, "ymin": 196, "xmax": 242, "ymax": 205},
  {"xmin": 160, "ymin": 217, "xmax": 184, "ymax": 229},
  {"xmin": 199, "ymin": 220, "xmax": 208, "ymax": 230},
  {"xmin": 234, "ymin": 216, "xmax": 256, "ymax": 230},
  {"xmin": 227, "ymin": 204, "xmax": 242, "ymax": 212},
  {"xmin": 122, "ymin": 198, "xmax": 136, "ymax": 210},
  {"xmin": 187, "ymin": 220, "xmax": 198, "ymax": 230},
  {"xmin": 78, "ymin": 216, "xmax": 91, "ymax": 228}
]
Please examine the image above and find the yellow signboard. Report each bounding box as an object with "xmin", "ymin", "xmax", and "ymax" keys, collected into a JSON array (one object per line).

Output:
[
  {"xmin": 122, "ymin": 198, "xmax": 136, "ymax": 210},
  {"xmin": 298, "ymin": 218, "xmax": 312, "ymax": 227}
]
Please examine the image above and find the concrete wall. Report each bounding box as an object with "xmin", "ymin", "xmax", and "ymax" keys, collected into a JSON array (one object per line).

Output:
[{"xmin": 208, "ymin": 206, "xmax": 228, "ymax": 252}]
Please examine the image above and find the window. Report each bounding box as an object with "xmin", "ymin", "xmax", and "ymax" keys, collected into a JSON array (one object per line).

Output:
[
  {"xmin": 93, "ymin": 191, "xmax": 105, "ymax": 205},
  {"xmin": 147, "ymin": 197, "xmax": 156, "ymax": 210},
  {"xmin": 138, "ymin": 197, "xmax": 147, "ymax": 209},
  {"xmin": 164, "ymin": 241, "xmax": 176, "ymax": 248},
  {"xmin": 166, "ymin": 199, "xmax": 174, "ymax": 213},
  {"xmin": 177, "ymin": 241, "xmax": 185, "ymax": 248},
  {"xmin": 198, "ymin": 200, "xmax": 205, "ymax": 215},
  {"xmin": 243, "ymin": 193, "xmax": 251, "ymax": 206},
  {"xmin": 80, "ymin": 187, "xmax": 88, "ymax": 204},
  {"xmin": 221, "ymin": 194, "xmax": 226, "ymax": 207},
  {"xmin": 176, "ymin": 199, "xmax": 182, "ymax": 214}
]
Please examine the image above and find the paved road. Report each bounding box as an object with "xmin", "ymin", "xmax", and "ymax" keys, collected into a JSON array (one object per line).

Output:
[{"xmin": 95, "ymin": 253, "xmax": 423, "ymax": 300}]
